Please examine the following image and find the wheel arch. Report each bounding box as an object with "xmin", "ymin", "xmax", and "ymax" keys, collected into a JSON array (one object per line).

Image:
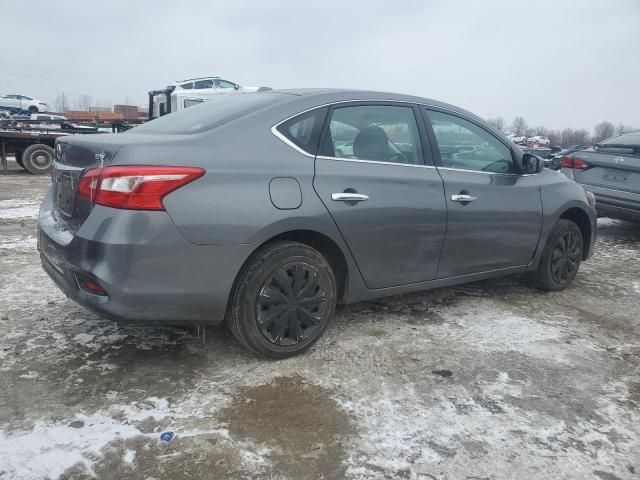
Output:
[
  {"xmin": 239, "ymin": 229, "xmax": 350, "ymax": 303},
  {"xmin": 559, "ymin": 207, "xmax": 593, "ymax": 260}
]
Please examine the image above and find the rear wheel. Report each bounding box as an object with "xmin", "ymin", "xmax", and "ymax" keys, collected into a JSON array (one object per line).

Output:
[
  {"xmin": 227, "ymin": 241, "xmax": 337, "ymax": 358},
  {"xmin": 533, "ymin": 219, "xmax": 583, "ymax": 291},
  {"xmin": 21, "ymin": 144, "xmax": 54, "ymax": 174}
]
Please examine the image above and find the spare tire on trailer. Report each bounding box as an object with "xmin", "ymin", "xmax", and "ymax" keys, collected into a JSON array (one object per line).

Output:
[{"xmin": 21, "ymin": 144, "xmax": 54, "ymax": 174}]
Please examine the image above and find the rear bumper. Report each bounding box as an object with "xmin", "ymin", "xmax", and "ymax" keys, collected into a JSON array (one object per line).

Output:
[
  {"xmin": 596, "ymin": 203, "xmax": 640, "ymax": 222},
  {"xmin": 583, "ymin": 185, "xmax": 640, "ymax": 222},
  {"xmin": 38, "ymin": 190, "xmax": 253, "ymax": 324}
]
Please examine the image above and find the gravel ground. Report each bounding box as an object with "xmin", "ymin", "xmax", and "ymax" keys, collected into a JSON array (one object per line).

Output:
[{"xmin": 1, "ymin": 159, "xmax": 639, "ymax": 480}]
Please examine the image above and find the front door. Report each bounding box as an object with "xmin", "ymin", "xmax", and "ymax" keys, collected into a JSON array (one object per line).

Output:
[
  {"xmin": 422, "ymin": 108, "xmax": 543, "ymax": 278},
  {"xmin": 313, "ymin": 103, "xmax": 447, "ymax": 289}
]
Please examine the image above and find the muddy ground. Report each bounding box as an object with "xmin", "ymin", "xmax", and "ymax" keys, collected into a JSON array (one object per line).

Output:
[{"xmin": 1, "ymin": 158, "xmax": 639, "ymax": 480}]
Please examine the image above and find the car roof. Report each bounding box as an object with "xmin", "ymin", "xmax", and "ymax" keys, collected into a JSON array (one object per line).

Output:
[
  {"xmin": 178, "ymin": 77, "xmax": 221, "ymax": 82},
  {"xmin": 268, "ymin": 88, "xmax": 484, "ymax": 122}
]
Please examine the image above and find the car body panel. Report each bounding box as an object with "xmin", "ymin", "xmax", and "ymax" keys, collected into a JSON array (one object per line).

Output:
[
  {"xmin": 313, "ymin": 157, "xmax": 447, "ymax": 288},
  {"xmin": 434, "ymin": 169, "xmax": 543, "ymax": 277},
  {"xmin": 38, "ymin": 89, "xmax": 597, "ymax": 325}
]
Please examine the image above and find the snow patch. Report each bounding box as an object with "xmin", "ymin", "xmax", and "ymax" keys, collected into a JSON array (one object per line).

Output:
[{"xmin": 0, "ymin": 199, "xmax": 40, "ymax": 220}]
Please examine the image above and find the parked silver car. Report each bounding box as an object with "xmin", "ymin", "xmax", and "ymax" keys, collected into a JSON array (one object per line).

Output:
[
  {"xmin": 38, "ymin": 89, "xmax": 597, "ymax": 357},
  {"xmin": 561, "ymin": 133, "xmax": 639, "ymax": 221}
]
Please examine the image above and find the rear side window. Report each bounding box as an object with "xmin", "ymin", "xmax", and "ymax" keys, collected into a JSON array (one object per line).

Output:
[
  {"xmin": 181, "ymin": 82, "xmax": 193, "ymax": 89},
  {"xmin": 275, "ymin": 107, "xmax": 328, "ymax": 155},
  {"xmin": 131, "ymin": 93, "xmax": 283, "ymax": 135},
  {"xmin": 321, "ymin": 105, "xmax": 424, "ymax": 165}
]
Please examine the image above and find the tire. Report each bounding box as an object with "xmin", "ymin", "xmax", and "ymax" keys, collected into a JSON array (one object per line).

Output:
[
  {"xmin": 227, "ymin": 241, "xmax": 337, "ymax": 358},
  {"xmin": 28, "ymin": 106, "xmax": 38, "ymax": 114},
  {"xmin": 533, "ymin": 219, "xmax": 583, "ymax": 291},
  {"xmin": 14, "ymin": 150, "xmax": 24, "ymax": 168},
  {"xmin": 21, "ymin": 144, "xmax": 54, "ymax": 174}
]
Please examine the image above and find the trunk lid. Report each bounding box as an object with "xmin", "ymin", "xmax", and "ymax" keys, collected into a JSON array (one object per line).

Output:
[
  {"xmin": 573, "ymin": 149, "xmax": 640, "ymax": 195},
  {"xmin": 52, "ymin": 135, "xmax": 125, "ymax": 232}
]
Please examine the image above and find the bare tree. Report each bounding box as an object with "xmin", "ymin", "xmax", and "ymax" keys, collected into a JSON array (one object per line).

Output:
[
  {"xmin": 486, "ymin": 117, "xmax": 505, "ymax": 131},
  {"xmin": 55, "ymin": 93, "xmax": 69, "ymax": 113},
  {"xmin": 78, "ymin": 94, "xmax": 93, "ymax": 111},
  {"xmin": 572, "ymin": 129, "xmax": 590, "ymax": 146},
  {"xmin": 533, "ymin": 125, "xmax": 548, "ymax": 136},
  {"xmin": 511, "ymin": 117, "xmax": 528, "ymax": 135},
  {"xmin": 547, "ymin": 129, "xmax": 562, "ymax": 146},
  {"xmin": 593, "ymin": 121, "xmax": 615, "ymax": 143}
]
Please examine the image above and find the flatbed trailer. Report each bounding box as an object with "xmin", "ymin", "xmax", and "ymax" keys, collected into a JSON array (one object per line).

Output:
[{"xmin": 0, "ymin": 120, "xmax": 141, "ymax": 174}]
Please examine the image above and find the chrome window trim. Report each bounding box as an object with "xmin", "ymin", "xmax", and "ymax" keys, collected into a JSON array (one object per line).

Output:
[
  {"xmin": 271, "ymin": 99, "xmax": 475, "ymax": 158},
  {"xmin": 270, "ymin": 124, "xmax": 315, "ymax": 158},
  {"xmin": 270, "ymin": 99, "xmax": 532, "ymax": 176},
  {"xmin": 316, "ymin": 155, "xmax": 437, "ymax": 169},
  {"xmin": 437, "ymin": 166, "xmax": 522, "ymax": 176}
]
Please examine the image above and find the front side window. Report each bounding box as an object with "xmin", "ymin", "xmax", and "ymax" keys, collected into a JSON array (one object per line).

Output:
[
  {"xmin": 194, "ymin": 79, "xmax": 213, "ymax": 89},
  {"xmin": 322, "ymin": 105, "xmax": 423, "ymax": 165},
  {"xmin": 426, "ymin": 110, "xmax": 514, "ymax": 173},
  {"xmin": 215, "ymin": 79, "xmax": 236, "ymax": 89},
  {"xmin": 275, "ymin": 107, "xmax": 328, "ymax": 155}
]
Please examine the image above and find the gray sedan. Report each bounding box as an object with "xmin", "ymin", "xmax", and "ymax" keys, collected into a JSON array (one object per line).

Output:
[
  {"xmin": 561, "ymin": 133, "xmax": 640, "ymax": 221},
  {"xmin": 38, "ymin": 89, "xmax": 597, "ymax": 357}
]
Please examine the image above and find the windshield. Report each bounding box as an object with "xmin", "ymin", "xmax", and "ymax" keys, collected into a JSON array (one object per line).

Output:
[{"xmin": 131, "ymin": 92, "xmax": 284, "ymax": 135}]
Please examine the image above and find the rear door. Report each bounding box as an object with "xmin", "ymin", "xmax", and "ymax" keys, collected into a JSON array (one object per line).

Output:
[
  {"xmin": 422, "ymin": 108, "xmax": 543, "ymax": 278},
  {"xmin": 313, "ymin": 102, "xmax": 447, "ymax": 289}
]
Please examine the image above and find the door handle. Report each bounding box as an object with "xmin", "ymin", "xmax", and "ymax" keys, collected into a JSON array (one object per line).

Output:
[
  {"xmin": 331, "ymin": 193, "xmax": 369, "ymax": 202},
  {"xmin": 451, "ymin": 194, "xmax": 477, "ymax": 202}
]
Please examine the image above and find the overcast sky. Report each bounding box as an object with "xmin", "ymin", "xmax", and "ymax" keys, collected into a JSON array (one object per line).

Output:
[{"xmin": 1, "ymin": 0, "xmax": 638, "ymax": 130}]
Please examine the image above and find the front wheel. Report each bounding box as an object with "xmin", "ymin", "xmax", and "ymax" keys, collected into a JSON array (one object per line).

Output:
[
  {"xmin": 227, "ymin": 241, "xmax": 337, "ymax": 358},
  {"xmin": 533, "ymin": 219, "xmax": 583, "ymax": 291}
]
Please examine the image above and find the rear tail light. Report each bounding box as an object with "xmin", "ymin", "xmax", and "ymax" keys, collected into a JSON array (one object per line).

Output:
[
  {"xmin": 78, "ymin": 166, "xmax": 204, "ymax": 210},
  {"xmin": 561, "ymin": 155, "xmax": 590, "ymax": 169}
]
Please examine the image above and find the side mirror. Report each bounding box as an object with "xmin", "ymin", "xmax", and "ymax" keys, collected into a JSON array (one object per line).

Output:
[
  {"xmin": 522, "ymin": 153, "xmax": 543, "ymax": 174},
  {"xmin": 234, "ymin": 84, "xmax": 240, "ymax": 90}
]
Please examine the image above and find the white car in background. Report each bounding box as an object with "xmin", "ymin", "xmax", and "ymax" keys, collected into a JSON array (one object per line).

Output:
[
  {"xmin": 527, "ymin": 135, "xmax": 551, "ymax": 146},
  {"xmin": 150, "ymin": 76, "xmax": 269, "ymax": 118},
  {"xmin": 173, "ymin": 76, "xmax": 259, "ymax": 94},
  {"xmin": 506, "ymin": 133, "xmax": 527, "ymax": 144},
  {"xmin": 0, "ymin": 94, "xmax": 49, "ymax": 114}
]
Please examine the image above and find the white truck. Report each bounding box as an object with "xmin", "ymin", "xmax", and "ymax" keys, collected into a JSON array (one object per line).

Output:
[{"xmin": 148, "ymin": 76, "xmax": 270, "ymax": 119}]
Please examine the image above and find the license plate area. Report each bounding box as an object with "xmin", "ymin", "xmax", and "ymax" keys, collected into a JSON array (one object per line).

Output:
[
  {"xmin": 602, "ymin": 169, "xmax": 628, "ymax": 183},
  {"xmin": 55, "ymin": 172, "xmax": 76, "ymax": 216}
]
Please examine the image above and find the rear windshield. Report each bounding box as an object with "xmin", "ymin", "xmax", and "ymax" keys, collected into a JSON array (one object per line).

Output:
[{"xmin": 131, "ymin": 92, "xmax": 283, "ymax": 135}]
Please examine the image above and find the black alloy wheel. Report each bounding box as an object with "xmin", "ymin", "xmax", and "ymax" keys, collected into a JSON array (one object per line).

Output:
[
  {"xmin": 550, "ymin": 230, "xmax": 581, "ymax": 284},
  {"xmin": 227, "ymin": 241, "xmax": 337, "ymax": 358},
  {"xmin": 257, "ymin": 262, "xmax": 328, "ymax": 346},
  {"xmin": 533, "ymin": 219, "xmax": 583, "ymax": 291}
]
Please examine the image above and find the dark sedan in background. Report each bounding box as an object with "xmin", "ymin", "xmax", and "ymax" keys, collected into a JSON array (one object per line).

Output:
[
  {"xmin": 39, "ymin": 89, "xmax": 597, "ymax": 357},
  {"xmin": 562, "ymin": 133, "xmax": 640, "ymax": 221}
]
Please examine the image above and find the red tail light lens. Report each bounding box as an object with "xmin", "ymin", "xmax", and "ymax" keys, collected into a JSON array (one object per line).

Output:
[
  {"xmin": 561, "ymin": 155, "xmax": 590, "ymax": 170},
  {"xmin": 78, "ymin": 166, "xmax": 204, "ymax": 210}
]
